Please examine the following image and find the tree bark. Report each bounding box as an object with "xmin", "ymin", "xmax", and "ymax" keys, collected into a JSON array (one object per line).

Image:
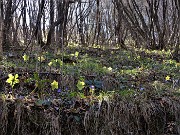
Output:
[
  {"xmin": 22, "ymin": 0, "xmax": 27, "ymax": 45},
  {"xmin": 78, "ymin": 0, "xmax": 85, "ymax": 45},
  {"xmin": 46, "ymin": 0, "xmax": 55, "ymax": 47},
  {"xmin": 34, "ymin": 0, "xmax": 45, "ymax": 48},
  {"xmin": 0, "ymin": 0, "xmax": 3, "ymax": 57},
  {"xmin": 2, "ymin": 0, "xmax": 13, "ymax": 51}
]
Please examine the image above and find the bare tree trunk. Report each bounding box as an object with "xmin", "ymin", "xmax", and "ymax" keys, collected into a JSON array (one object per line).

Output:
[
  {"xmin": 2, "ymin": 0, "xmax": 13, "ymax": 51},
  {"xmin": 46, "ymin": 0, "xmax": 55, "ymax": 48},
  {"xmin": 113, "ymin": 0, "xmax": 127, "ymax": 49},
  {"xmin": 172, "ymin": 0, "xmax": 180, "ymax": 62},
  {"xmin": 78, "ymin": 0, "xmax": 85, "ymax": 45},
  {"xmin": 114, "ymin": 0, "xmax": 180, "ymax": 51},
  {"xmin": 95, "ymin": 0, "xmax": 100, "ymax": 45},
  {"xmin": 56, "ymin": 0, "xmax": 69, "ymax": 49},
  {"xmin": 12, "ymin": 11, "xmax": 21, "ymax": 50},
  {"xmin": 34, "ymin": 0, "xmax": 45, "ymax": 48},
  {"xmin": 22, "ymin": 0, "xmax": 27, "ymax": 45},
  {"xmin": 0, "ymin": 0, "xmax": 3, "ymax": 56}
]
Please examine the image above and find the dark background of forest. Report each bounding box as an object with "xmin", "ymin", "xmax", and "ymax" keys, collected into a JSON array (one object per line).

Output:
[{"xmin": 0, "ymin": 0, "xmax": 179, "ymax": 60}]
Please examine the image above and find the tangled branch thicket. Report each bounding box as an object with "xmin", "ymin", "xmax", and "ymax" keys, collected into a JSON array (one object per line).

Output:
[{"xmin": 0, "ymin": 0, "xmax": 179, "ymax": 61}]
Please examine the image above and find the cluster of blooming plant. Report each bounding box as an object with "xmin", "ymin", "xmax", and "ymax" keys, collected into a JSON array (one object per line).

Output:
[
  {"xmin": 5, "ymin": 54, "xmax": 60, "ymax": 97},
  {"xmin": 6, "ymin": 52, "xmax": 87, "ymax": 98}
]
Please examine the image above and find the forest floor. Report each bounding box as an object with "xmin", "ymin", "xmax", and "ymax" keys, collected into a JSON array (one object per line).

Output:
[{"xmin": 0, "ymin": 45, "xmax": 179, "ymax": 135}]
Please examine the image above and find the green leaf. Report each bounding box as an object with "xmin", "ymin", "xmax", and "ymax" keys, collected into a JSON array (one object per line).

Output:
[
  {"xmin": 74, "ymin": 115, "xmax": 81, "ymax": 122},
  {"xmin": 69, "ymin": 92, "xmax": 77, "ymax": 97},
  {"xmin": 95, "ymin": 84, "xmax": 102, "ymax": 89},
  {"xmin": 94, "ymin": 80, "xmax": 102, "ymax": 85},
  {"xmin": 35, "ymin": 100, "xmax": 44, "ymax": 106},
  {"xmin": 56, "ymin": 59, "xmax": 63, "ymax": 66},
  {"xmin": 33, "ymin": 72, "xmax": 39, "ymax": 80},
  {"xmin": 43, "ymin": 100, "xmax": 51, "ymax": 106},
  {"xmin": 119, "ymin": 90, "xmax": 134, "ymax": 97},
  {"xmin": 85, "ymin": 80, "xmax": 93, "ymax": 85},
  {"xmin": 78, "ymin": 92, "xmax": 86, "ymax": 99},
  {"xmin": 76, "ymin": 80, "xmax": 85, "ymax": 90}
]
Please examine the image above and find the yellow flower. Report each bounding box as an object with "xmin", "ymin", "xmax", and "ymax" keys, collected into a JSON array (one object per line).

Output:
[
  {"xmin": 75, "ymin": 51, "xmax": 79, "ymax": 57},
  {"xmin": 137, "ymin": 56, "xmax": 140, "ymax": 59},
  {"xmin": 108, "ymin": 67, "xmax": 112, "ymax": 72},
  {"xmin": 51, "ymin": 80, "xmax": 58, "ymax": 90},
  {"xmin": 48, "ymin": 61, "xmax": 53, "ymax": 66},
  {"xmin": 38, "ymin": 56, "xmax": 45, "ymax": 62},
  {"xmin": 6, "ymin": 74, "xmax": 19, "ymax": 88},
  {"xmin": 165, "ymin": 75, "xmax": 170, "ymax": 81},
  {"xmin": 176, "ymin": 63, "xmax": 180, "ymax": 67},
  {"xmin": 22, "ymin": 54, "xmax": 29, "ymax": 61}
]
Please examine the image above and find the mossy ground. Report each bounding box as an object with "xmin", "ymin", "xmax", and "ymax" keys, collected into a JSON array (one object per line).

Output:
[{"xmin": 0, "ymin": 46, "xmax": 179, "ymax": 135}]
